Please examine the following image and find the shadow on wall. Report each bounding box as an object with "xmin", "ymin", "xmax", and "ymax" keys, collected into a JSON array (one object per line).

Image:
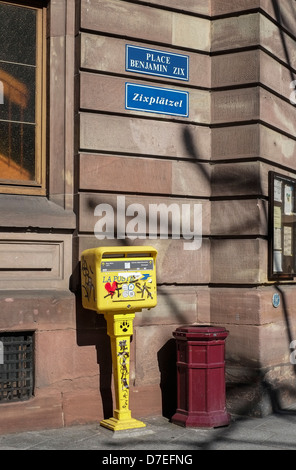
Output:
[
  {"xmin": 271, "ymin": 0, "xmax": 296, "ymax": 83},
  {"xmin": 157, "ymin": 339, "xmax": 177, "ymax": 419},
  {"xmin": 74, "ymin": 263, "xmax": 179, "ymax": 421},
  {"xmin": 72, "ymin": 0, "xmax": 296, "ymax": 422},
  {"xmin": 75, "ymin": 287, "xmax": 114, "ymax": 420},
  {"xmin": 73, "ymin": 146, "xmax": 296, "ymax": 422}
]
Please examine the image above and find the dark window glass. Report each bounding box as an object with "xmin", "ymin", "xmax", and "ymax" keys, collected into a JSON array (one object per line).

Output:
[
  {"xmin": 0, "ymin": 4, "xmax": 36, "ymax": 65},
  {"xmin": 0, "ymin": 121, "xmax": 35, "ymax": 180},
  {"xmin": 0, "ymin": 3, "xmax": 37, "ymax": 183},
  {"xmin": 0, "ymin": 62, "xmax": 35, "ymax": 123}
]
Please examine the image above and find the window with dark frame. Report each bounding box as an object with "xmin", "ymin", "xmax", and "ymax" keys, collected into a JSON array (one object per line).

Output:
[
  {"xmin": 0, "ymin": 0, "xmax": 46, "ymax": 195},
  {"xmin": 269, "ymin": 171, "xmax": 296, "ymax": 280}
]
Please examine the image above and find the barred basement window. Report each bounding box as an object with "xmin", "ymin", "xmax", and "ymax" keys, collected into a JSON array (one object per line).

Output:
[{"xmin": 0, "ymin": 332, "xmax": 34, "ymax": 402}]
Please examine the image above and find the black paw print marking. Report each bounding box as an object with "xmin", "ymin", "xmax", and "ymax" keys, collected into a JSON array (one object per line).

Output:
[{"xmin": 120, "ymin": 321, "xmax": 130, "ymax": 333}]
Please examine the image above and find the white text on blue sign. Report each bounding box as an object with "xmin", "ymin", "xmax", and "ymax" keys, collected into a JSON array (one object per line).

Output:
[
  {"xmin": 126, "ymin": 45, "xmax": 189, "ymax": 81},
  {"xmin": 125, "ymin": 83, "xmax": 189, "ymax": 117}
]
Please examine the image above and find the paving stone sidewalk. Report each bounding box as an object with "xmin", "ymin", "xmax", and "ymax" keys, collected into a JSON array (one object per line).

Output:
[{"xmin": 0, "ymin": 411, "xmax": 295, "ymax": 451}]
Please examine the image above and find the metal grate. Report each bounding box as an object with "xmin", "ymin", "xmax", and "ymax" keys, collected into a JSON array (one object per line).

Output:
[{"xmin": 0, "ymin": 332, "xmax": 34, "ymax": 402}]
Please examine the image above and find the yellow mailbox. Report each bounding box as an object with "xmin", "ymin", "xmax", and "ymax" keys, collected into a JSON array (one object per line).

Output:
[
  {"xmin": 81, "ymin": 246, "xmax": 157, "ymax": 314},
  {"xmin": 81, "ymin": 246, "xmax": 157, "ymax": 431}
]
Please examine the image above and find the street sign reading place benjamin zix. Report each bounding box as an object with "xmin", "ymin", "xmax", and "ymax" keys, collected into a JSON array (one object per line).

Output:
[{"xmin": 126, "ymin": 45, "xmax": 189, "ymax": 81}]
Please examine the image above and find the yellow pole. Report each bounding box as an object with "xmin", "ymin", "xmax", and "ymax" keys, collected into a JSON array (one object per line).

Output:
[{"xmin": 100, "ymin": 312, "xmax": 146, "ymax": 431}]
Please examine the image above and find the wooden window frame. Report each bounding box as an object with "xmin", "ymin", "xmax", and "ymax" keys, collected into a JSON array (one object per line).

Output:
[
  {"xmin": 269, "ymin": 171, "xmax": 296, "ymax": 280},
  {"xmin": 0, "ymin": 0, "xmax": 46, "ymax": 195}
]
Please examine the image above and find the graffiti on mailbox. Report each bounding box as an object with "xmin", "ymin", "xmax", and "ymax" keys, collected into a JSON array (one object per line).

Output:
[
  {"xmin": 104, "ymin": 281, "xmax": 122, "ymax": 298},
  {"xmin": 81, "ymin": 258, "xmax": 95, "ymax": 302},
  {"xmin": 104, "ymin": 276, "xmax": 153, "ymax": 301},
  {"xmin": 118, "ymin": 339, "xmax": 129, "ymax": 408},
  {"xmin": 135, "ymin": 281, "xmax": 153, "ymax": 299}
]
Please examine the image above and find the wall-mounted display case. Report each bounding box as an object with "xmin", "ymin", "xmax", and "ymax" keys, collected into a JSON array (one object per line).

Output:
[{"xmin": 269, "ymin": 172, "xmax": 296, "ymax": 280}]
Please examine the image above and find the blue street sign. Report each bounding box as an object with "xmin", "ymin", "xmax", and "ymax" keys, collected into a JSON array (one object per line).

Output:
[
  {"xmin": 126, "ymin": 45, "xmax": 189, "ymax": 81},
  {"xmin": 125, "ymin": 83, "xmax": 189, "ymax": 118}
]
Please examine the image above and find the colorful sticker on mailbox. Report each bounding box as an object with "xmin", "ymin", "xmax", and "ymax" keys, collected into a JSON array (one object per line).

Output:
[{"xmin": 101, "ymin": 260, "xmax": 154, "ymax": 302}]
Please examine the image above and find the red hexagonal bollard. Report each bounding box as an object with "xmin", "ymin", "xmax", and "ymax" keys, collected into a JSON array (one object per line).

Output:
[{"xmin": 172, "ymin": 325, "xmax": 230, "ymax": 428}]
